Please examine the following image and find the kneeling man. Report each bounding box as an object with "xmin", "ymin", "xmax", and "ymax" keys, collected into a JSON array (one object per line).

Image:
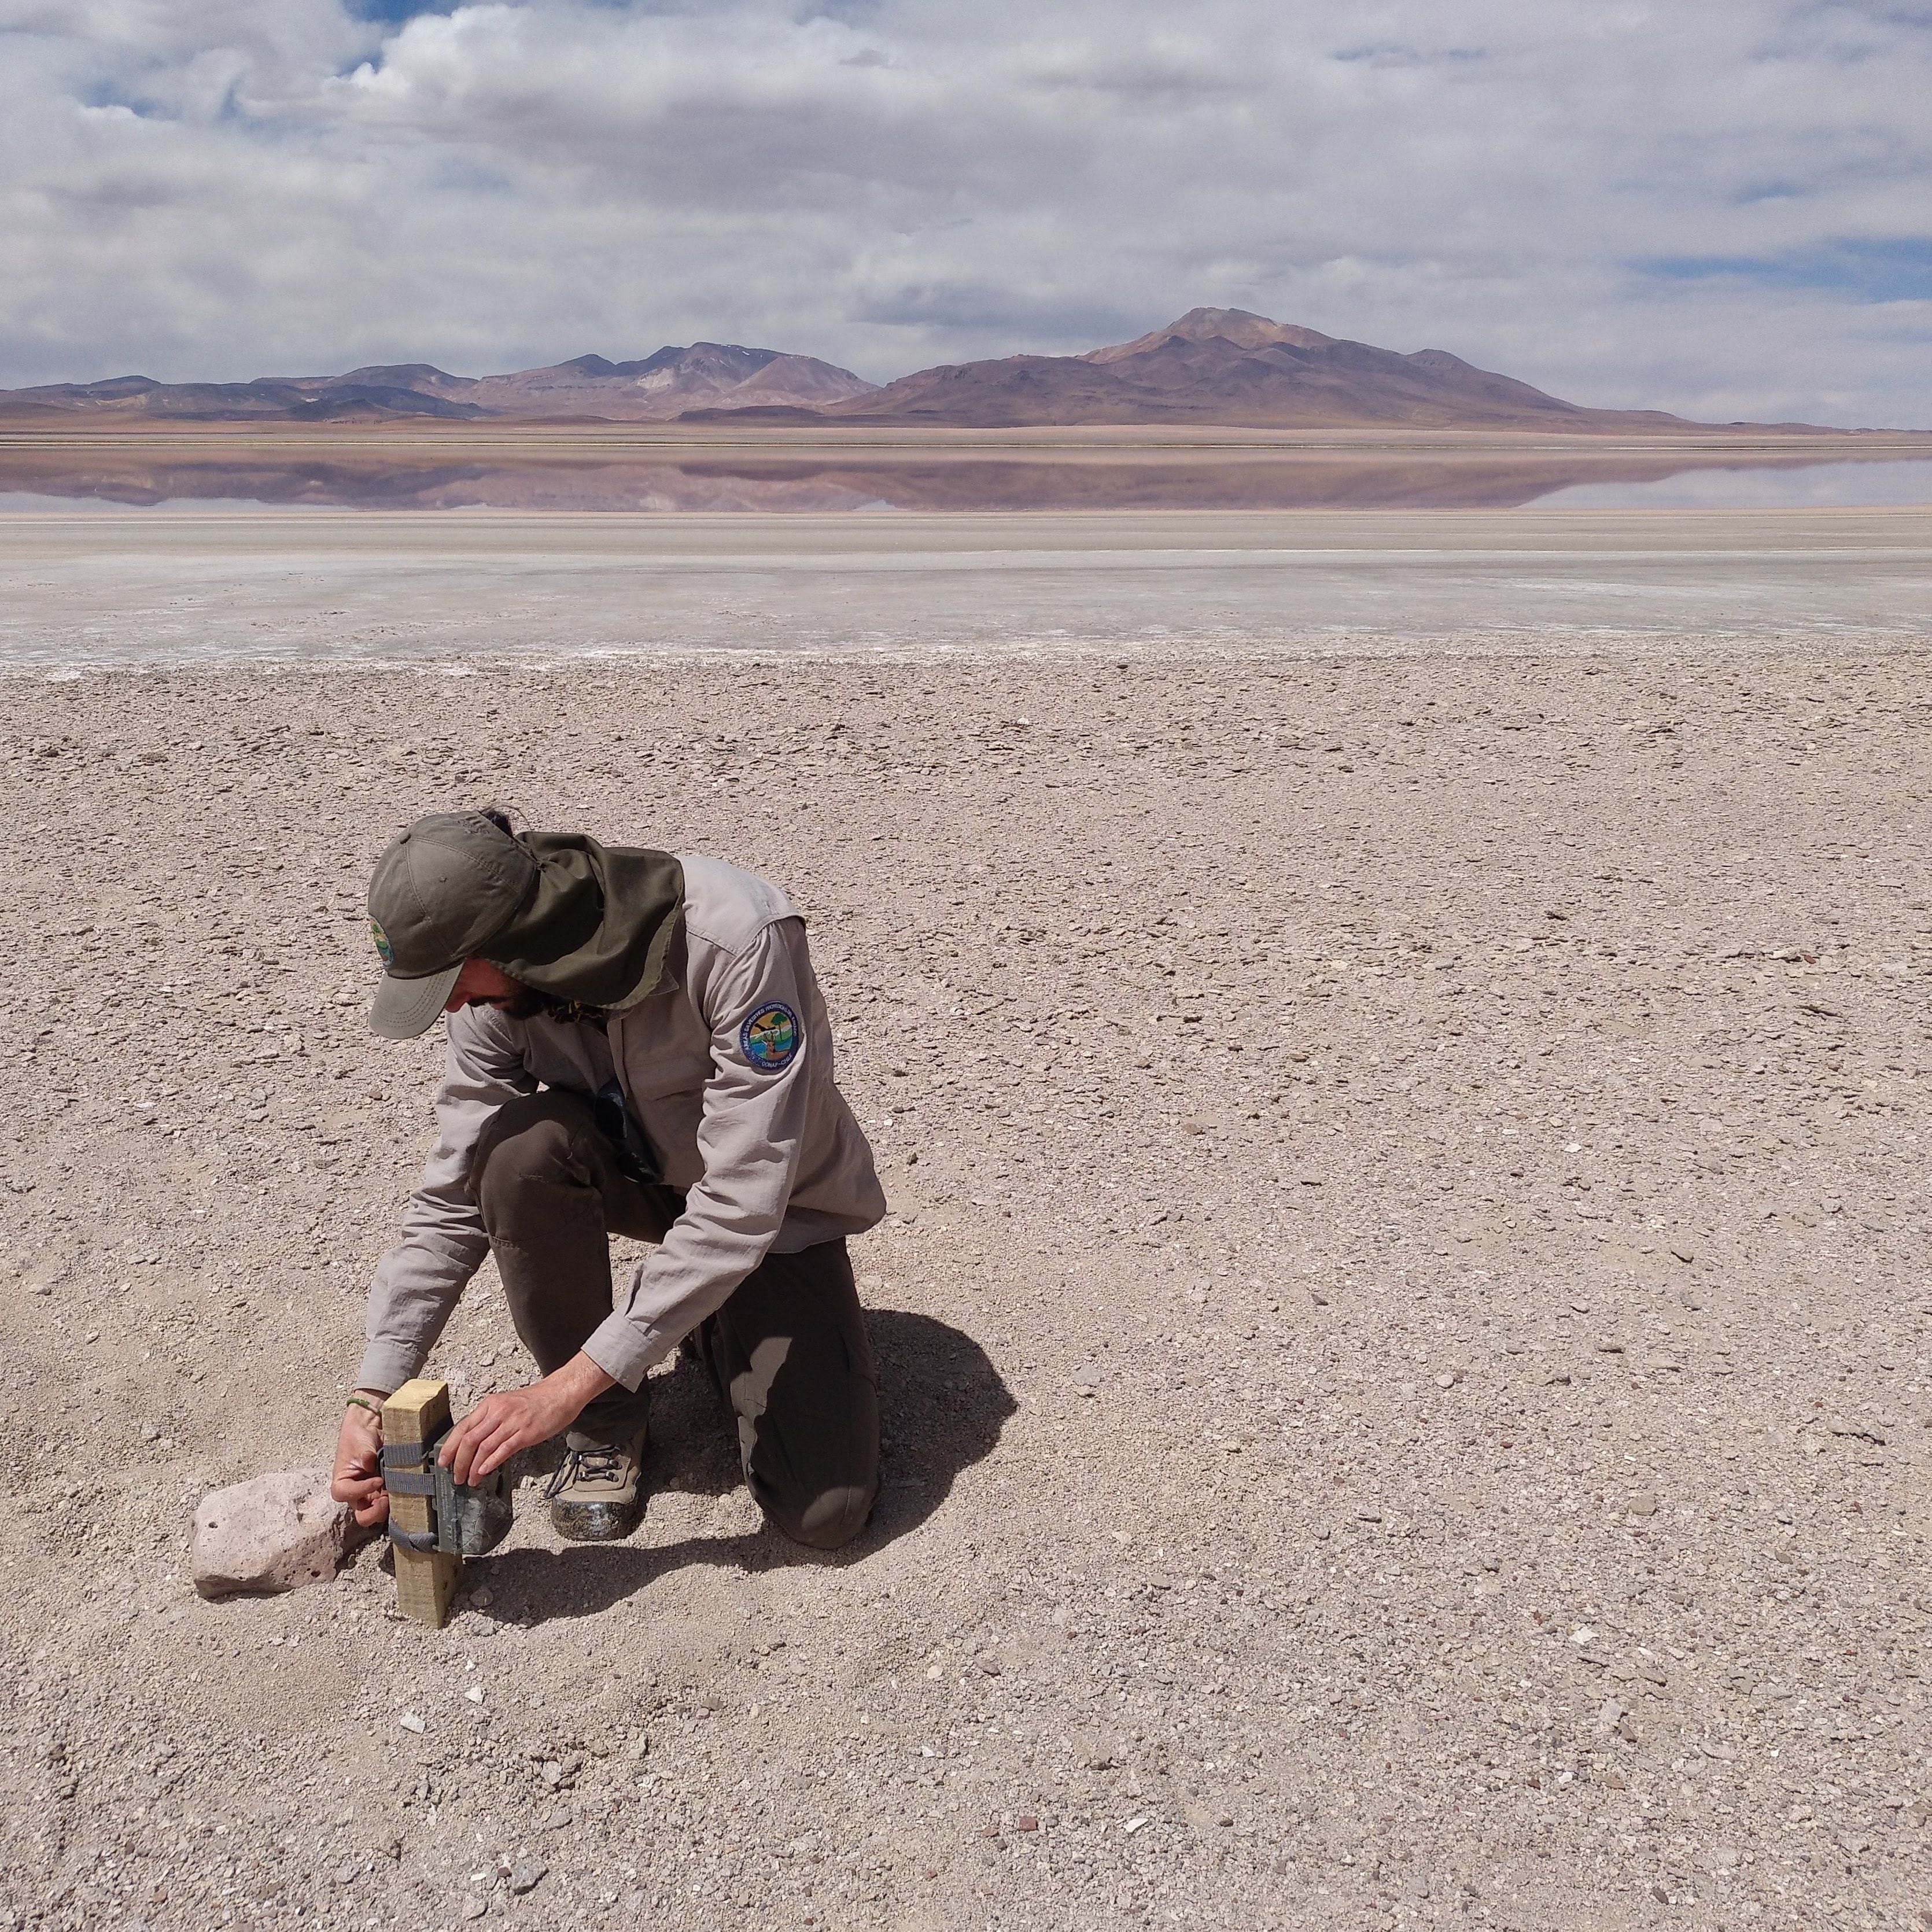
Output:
[{"xmin": 330, "ymin": 810, "xmax": 885, "ymax": 1548}]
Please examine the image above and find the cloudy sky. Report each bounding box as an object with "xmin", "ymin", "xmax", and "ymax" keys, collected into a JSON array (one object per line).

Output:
[{"xmin": 5, "ymin": 0, "xmax": 1929, "ymax": 423}]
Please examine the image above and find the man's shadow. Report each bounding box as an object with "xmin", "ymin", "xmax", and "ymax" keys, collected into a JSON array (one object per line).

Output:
[{"xmin": 466, "ymin": 1310, "xmax": 1015, "ymax": 1623}]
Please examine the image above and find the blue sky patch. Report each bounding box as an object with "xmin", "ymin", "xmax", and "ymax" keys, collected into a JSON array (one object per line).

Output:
[
  {"xmin": 1331, "ymin": 43, "xmax": 1485, "ymax": 67},
  {"xmin": 1639, "ymin": 239, "xmax": 1932, "ymax": 304},
  {"xmin": 80, "ymin": 82, "xmax": 167, "ymax": 118},
  {"xmin": 346, "ymin": 1, "xmax": 464, "ymax": 23}
]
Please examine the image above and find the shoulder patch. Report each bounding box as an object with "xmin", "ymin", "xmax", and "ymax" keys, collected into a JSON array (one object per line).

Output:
[{"xmin": 739, "ymin": 1002, "xmax": 801, "ymax": 1072}]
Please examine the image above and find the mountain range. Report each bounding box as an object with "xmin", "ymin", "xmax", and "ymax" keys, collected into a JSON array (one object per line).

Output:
[
  {"xmin": 1, "ymin": 340, "xmax": 874, "ymax": 425},
  {"xmin": 0, "ymin": 308, "xmax": 1815, "ymax": 432}
]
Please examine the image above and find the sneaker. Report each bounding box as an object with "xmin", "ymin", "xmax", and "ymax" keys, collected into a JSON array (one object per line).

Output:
[{"xmin": 544, "ymin": 1422, "xmax": 648, "ymax": 1542}]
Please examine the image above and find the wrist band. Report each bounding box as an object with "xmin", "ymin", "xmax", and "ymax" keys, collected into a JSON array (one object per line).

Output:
[{"xmin": 345, "ymin": 1395, "xmax": 383, "ymax": 1417}]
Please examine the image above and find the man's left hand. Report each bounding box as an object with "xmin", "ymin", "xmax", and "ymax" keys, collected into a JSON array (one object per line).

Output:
[{"xmin": 439, "ymin": 1352, "xmax": 616, "ymax": 1484}]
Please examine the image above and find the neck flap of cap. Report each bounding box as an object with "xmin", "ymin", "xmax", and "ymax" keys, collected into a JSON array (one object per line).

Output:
[{"xmin": 481, "ymin": 835, "xmax": 683, "ymax": 1011}]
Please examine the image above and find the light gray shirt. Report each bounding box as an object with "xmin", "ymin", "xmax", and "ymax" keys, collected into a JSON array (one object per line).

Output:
[{"xmin": 355, "ymin": 853, "xmax": 885, "ymax": 1394}]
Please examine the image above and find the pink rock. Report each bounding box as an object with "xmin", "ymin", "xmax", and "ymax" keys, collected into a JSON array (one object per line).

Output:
[{"xmin": 191, "ymin": 1468, "xmax": 367, "ymax": 1599}]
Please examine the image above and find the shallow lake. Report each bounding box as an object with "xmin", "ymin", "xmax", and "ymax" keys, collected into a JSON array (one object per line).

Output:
[{"xmin": 2, "ymin": 451, "xmax": 1930, "ymax": 514}]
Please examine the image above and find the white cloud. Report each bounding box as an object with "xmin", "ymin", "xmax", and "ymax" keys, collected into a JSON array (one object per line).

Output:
[{"xmin": 2, "ymin": 0, "xmax": 1929, "ymax": 422}]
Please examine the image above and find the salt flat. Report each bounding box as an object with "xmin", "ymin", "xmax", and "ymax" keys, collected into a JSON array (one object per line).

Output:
[{"xmin": 3, "ymin": 506, "xmax": 1930, "ymax": 668}]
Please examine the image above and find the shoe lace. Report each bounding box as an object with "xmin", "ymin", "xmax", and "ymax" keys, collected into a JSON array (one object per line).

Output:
[{"xmin": 544, "ymin": 1446, "xmax": 624, "ymax": 1499}]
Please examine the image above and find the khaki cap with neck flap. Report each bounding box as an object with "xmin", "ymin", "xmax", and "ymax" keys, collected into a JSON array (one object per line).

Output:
[{"xmin": 366, "ymin": 812, "xmax": 539, "ymax": 1039}]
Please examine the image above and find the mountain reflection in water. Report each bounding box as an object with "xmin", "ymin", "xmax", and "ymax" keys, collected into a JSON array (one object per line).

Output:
[{"xmin": 1, "ymin": 450, "xmax": 1929, "ymax": 513}]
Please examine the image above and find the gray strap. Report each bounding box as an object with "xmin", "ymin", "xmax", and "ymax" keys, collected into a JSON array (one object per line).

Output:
[{"xmin": 384, "ymin": 1433, "xmax": 448, "ymax": 1536}]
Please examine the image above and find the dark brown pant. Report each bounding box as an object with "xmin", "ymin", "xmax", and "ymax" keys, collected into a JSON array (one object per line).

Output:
[{"xmin": 470, "ymin": 1089, "xmax": 879, "ymax": 1550}]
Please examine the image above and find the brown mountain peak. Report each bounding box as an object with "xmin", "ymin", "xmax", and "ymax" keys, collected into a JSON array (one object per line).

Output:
[
  {"xmin": 1083, "ymin": 307, "xmax": 1339, "ymax": 364},
  {"xmin": 825, "ymin": 304, "xmax": 1718, "ymax": 429}
]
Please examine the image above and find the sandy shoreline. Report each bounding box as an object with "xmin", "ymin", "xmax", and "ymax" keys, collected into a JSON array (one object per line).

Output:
[{"xmin": 2, "ymin": 648, "xmax": 1927, "ymax": 1929}]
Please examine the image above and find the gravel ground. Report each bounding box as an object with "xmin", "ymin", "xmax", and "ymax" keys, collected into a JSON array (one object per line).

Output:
[{"xmin": 1, "ymin": 647, "xmax": 1927, "ymax": 1932}]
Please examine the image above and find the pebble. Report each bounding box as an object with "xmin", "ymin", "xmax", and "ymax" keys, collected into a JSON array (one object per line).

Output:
[
  {"xmin": 399, "ymin": 1713, "xmax": 426, "ymax": 1734},
  {"xmin": 1626, "ymin": 1491, "xmax": 1659, "ymax": 1517},
  {"xmin": 1825, "ymin": 1417, "xmax": 1887, "ymax": 1444},
  {"xmin": 461, "ymin": 1900, "xmax": 487, "ymax": 1922},
  {"xmin": 507, "ymin": 1859, "xmax": 546, "ymax": 1896}
]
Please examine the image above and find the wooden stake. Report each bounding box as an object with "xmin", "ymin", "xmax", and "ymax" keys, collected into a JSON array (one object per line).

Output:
[{"xmin": 382, "ymin": 1377, "xmax": 461, "ymax": 1629}]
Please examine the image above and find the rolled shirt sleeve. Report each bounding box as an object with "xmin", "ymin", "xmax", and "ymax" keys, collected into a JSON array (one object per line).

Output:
[
  {"xmin": 584, "ymin": 918, "xmax": 817, "ymax": 1387},
  {"xmin": 354, "ymin": 1006, "xmax": 536, "ymax": 1393}
]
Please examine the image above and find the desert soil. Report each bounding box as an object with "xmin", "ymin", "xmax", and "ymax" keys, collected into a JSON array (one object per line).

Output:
[{"xmin": 1, "ymin": 646, "xmax": 1927, "ymax": 1931}]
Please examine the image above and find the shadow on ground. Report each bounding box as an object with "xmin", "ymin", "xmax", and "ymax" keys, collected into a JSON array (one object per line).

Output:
[{"xmin": 468, "ymin": 1309, "xmax": 1016, "ymax": 1623}]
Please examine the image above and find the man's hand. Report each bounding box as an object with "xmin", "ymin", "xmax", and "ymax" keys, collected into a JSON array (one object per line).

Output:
[
  {"xmin": 440, "ymin": 1353, "xmax": 616, "ymax": 1484},
  {"xmin": 330, "ymin": 1393, "xmax": 391, "ymax": 1528}
]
